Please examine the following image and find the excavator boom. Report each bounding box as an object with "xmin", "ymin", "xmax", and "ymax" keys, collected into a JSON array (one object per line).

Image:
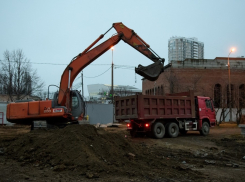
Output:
[{"xmin": 58, "ymin": 22, "xmax": 165, "ymax": 107}]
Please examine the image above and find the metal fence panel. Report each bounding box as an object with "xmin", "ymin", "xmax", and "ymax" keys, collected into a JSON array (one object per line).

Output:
[
  {"xmin": 86, "ymin": 103, "xmax": 113, "ymax": 124},
  {"xmin": 0, "ymin": 102, "xmax": 12, "ymax": 125}
]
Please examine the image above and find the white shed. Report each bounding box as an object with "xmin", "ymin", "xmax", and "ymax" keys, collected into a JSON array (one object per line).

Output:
[{"xmin": 0, "ymin": 102, "xmax": 12, "ymax": 125}]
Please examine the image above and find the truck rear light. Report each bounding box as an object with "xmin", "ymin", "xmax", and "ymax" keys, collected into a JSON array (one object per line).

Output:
[
  {"xmin": 145, "ymin": 123, "xmax": 149, "ymax": 127},
  {"xmin": 127, "ymin": 123, "xmax": 130, "ymax": 127}
]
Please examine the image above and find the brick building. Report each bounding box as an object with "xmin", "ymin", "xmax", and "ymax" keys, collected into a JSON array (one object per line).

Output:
[{"xmin": 142, "ymin": 57, "xmax": 245, "ymax": 109}]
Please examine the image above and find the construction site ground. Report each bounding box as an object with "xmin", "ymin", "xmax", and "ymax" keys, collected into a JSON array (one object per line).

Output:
[{"xmin": 0, "ymin": 123, "xmax": 244, "ymax": 182}]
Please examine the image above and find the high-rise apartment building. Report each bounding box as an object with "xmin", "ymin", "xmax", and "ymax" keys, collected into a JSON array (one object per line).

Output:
[{"xmin": 168, "ymin": 36, "xmax": 204, "ymax": 62}]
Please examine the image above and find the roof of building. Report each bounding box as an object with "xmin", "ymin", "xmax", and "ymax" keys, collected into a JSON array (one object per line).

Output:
[
  {"xmin": 167, "ymin": 57, "xmax": 245, "ymax": 70},
  {"xmin": 168, "ymin": 36, "xmax": 204, "ymax": 44},
  {"xmin": 215, "ymin": 57, "xmax": 245, "ymax": 60}
]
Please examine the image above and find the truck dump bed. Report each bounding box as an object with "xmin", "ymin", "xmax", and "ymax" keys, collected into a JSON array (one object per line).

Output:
[{"xmin": 115, "ymin": 91, "xmax": 195, "ymax": 120}]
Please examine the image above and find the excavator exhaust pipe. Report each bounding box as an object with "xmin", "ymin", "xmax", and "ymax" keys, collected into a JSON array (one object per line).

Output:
[{"xmin": 135, "ymin": 60, "xmax": 164, "ymax": 81}]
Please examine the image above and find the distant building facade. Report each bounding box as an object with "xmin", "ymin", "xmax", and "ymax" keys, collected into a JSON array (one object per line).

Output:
[
  {"xmin": 168, "ymin": 36, "xmax": 204, "ymax": 62},
  {"xmin": 143, "ymin": 57, "xmax": 245, "ymax": 109}
]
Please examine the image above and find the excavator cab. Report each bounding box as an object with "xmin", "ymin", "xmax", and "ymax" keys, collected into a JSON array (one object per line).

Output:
[
  {"xmin": 70, "ymin": 90, "xmax": 85, "ymax": 120},
  {"xmin": 51, "ymin": 90, "xmax": 85, "ymax": 123}
]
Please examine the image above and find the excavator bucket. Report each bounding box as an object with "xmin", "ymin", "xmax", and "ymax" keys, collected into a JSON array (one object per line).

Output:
[{"xmin": 135, "ymin": 60, "xmax": 163, "ymax": 81}]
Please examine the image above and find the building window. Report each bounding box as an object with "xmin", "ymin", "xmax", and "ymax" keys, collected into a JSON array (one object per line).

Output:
[{"xmin": 214, "ymin": 84, "xmax": 222, "ymax": 108}]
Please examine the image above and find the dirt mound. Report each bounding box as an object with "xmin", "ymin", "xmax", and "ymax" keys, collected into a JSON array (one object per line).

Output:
[
  {"xmin": 5, "ymin": 124, "xmax": 202, "ymax": 181},
  {"xmin": 214, "ymin": 135, "xmax": 245, "ymax": 159},
  {"xmin": 7, "ymin": 125, "xmax": 135, "ymax": 172}
]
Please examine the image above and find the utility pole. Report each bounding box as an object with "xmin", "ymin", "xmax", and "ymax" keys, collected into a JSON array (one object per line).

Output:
[
  {"xmin": 111, "ymin": 46, "xmax": 114, "ymax": 123},
  {"xmin": 111, "ymin": 47, "xmax": 114, "ymax": 104},
  {"xmin": 81, "ymin": 72, "xmax": 84, "ymax": 97},
  {"xmin": 228, "ymin": 48, "xmax": 235, "ymax": 121}
]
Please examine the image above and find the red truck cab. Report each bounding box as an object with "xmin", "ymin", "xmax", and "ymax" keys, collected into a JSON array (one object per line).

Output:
[{"xmin": 196, "ymin": 96, "xmax": 216, "ymax": 130}]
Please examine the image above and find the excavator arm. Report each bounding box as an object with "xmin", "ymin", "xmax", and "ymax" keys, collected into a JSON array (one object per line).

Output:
[
  {"xmin": 58, "ymin": 22, "xmax": 165, "ymax": 108},
  {"xmin": 113, "ymin": 23, "xmax": 164, "ymax": 81},
  {"xmin": 113, "ymin": 23, "xmax": 163, "ymax": 62}
]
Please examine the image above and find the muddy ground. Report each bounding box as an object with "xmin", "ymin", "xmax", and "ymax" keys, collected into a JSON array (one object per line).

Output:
[{"xmin": 0, "ymin": 124, "xmax": 244, "ymax": 182}]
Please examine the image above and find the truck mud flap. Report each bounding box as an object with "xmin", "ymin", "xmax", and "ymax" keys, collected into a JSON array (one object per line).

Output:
[{"xmin": 135, "ymin": 60, "xmax": 163, "ymax": 81}]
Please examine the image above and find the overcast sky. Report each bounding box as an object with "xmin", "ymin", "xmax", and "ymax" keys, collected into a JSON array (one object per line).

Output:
[{"xmin": 0, "ymin": 0, "xmax": 244, "ymax": 97}]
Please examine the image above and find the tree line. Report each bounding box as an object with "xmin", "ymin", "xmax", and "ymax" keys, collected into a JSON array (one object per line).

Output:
[{"xmin": 0, "ymin": 49, "xmax": 44, "ymax": 101}]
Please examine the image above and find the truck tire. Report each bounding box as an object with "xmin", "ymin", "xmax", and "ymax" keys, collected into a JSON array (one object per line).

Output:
[
  {"xmin": 167, "ymin": 122, "xmax": 179, "ymax": 138},
  {"xmin": 200, "ymin": 122, "xmax": 210, "ymax": 136},
  {"xmin": 152, "ymin": 122, "xmax": 165, "ymax": 139}
]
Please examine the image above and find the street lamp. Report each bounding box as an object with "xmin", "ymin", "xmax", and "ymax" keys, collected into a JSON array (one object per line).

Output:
[{"xmin": 228, "ymin": 48, "xmax": 235, "ymax": 121}]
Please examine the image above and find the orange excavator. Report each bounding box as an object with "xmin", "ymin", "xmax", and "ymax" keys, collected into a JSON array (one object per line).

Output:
[{"xmin": 6, "ymin": 22, "xmax": 165, "ymax": 127}]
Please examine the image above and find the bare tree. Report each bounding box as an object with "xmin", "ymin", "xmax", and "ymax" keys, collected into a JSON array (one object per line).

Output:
[
  {"xmin": 164, "ymin": 69, "xmax": 182, "ymax": 94},
  {"xmin": 232, "ymin": 84, "xmax": 245, "ymax": 124},
  {"xmin": 0, "ymin": 49, "xmax": 44, "ymax": 101},
  {"xmin": 186, "ymin": 74, "xmax": 203, "ymax": 92},
  {"xmin": 95, "ymin": 87, "xmax": 135, "ymax": 103},
  {"xmin": 114, "ymin": 86, "xmax": 134, "ymax": 97},
  {"xmin": 217, "ymin": 86, "xmax": 229, "ymax": 124},
  {"xmin": 37, "ymin": 91, "xmax": 53, "ymax": 100}
]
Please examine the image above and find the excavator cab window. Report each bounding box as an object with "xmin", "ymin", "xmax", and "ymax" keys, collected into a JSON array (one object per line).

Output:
[
  {"xmin": 72, "ymin": 93, "xmax": 79, "ymax": 109},
  {"xmin": 52, "ymin": 92, "xmax": 59, "ymax": 108},
  {"xmin": 70, "ymin": 90, "xmax": 85, "ymax": 119}
]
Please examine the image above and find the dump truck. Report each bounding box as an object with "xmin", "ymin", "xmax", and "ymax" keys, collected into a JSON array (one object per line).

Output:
[{"xmin": 115, "ymin": 90, "xmax": 216, "ymax": 138}]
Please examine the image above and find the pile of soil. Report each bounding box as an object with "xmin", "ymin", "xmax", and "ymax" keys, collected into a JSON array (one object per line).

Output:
[
  {"xmin": 213, "ymin": 135, "xmax": 245, "ymax": 159},
  {"xmin": 4, "ymin": 125, "xmax": 202, "ymax": 181}
]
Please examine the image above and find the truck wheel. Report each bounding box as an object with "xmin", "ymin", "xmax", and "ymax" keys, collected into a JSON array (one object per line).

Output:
[
  {"xmin": 200, "ymin": 122, "xmax": 210, "ymax": 136},
  {"xmin": 167, "ymin": 122, "xmax": 179, "ymax": 138},
  {"xmin": 152, "ymin": 122, "xmax": 165, "ymax": 139}
]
